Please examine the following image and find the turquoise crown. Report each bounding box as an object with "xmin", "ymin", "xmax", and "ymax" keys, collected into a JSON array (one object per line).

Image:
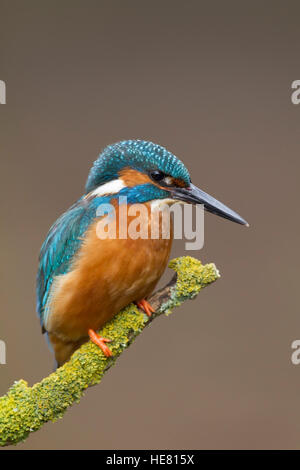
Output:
[{"xmin": 85, "ymin": 140, "xmax": 190, "ymax": 193}]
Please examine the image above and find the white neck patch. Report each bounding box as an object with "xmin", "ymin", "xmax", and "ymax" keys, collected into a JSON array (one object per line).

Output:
[
  {"xmin": 151, "ymin": 198, "xmax": 176, "ymax": 212},
  {"xmin": 90, "ymin": 179, "xmax": 126, "ymax": 197}
]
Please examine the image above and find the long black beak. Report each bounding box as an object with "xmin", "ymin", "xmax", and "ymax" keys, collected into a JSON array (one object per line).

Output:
[{"xmin": 171, "ymin": 183, "xmax": 249, "ymax": 226}]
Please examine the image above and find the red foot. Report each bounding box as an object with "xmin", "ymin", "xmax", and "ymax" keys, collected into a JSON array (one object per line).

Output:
[
  {"xmin": 88, "ymin": 329, "xmax": 112, "ymax": 357},
  {"xmin": 136, "ymin": 299, "xmax": 155, "ymax": 317}
]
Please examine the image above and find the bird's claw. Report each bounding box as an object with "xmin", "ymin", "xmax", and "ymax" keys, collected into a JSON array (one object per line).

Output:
[
  {"xmin": 88, "ymin": 329, "xmax": 113, "ymax": 357},
  {"xmin": 136, "ymin": 299, "xmax": 155, "ymax": 317}
]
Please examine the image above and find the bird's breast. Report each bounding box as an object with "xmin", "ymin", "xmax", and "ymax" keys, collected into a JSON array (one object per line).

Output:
[{"xmin": 46, "ymin": 201, "xmax": 173, "ymax": 341}]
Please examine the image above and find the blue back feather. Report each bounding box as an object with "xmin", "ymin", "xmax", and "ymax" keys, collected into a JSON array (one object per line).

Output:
[{"xmin": 36, "ymin": 197, "xmax": 97, "ymax": 326}]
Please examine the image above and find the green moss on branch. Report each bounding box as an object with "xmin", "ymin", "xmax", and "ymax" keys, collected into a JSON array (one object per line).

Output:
[{"xmin": 0, "ymin": 256, "xmax": 219, "ymax": 446}]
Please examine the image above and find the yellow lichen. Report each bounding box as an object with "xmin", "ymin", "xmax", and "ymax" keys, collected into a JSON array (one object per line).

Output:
[
  {"xmin": 163, "ymin": 256, "xmax": 220, "ymax": 314},
  {"xmin": 0, "ymin": 256, "xmax": 220, "ymax": 446}
]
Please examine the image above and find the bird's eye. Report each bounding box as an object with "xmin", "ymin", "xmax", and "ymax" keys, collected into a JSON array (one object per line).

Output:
[{"xmin": 150, "ymin": 170, "xmax": 165, "ymax": 182}]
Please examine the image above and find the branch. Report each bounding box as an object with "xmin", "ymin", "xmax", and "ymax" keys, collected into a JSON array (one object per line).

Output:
[{"xmin": 0, "ymin": 256, "xmax": 220, "ymax": 446}]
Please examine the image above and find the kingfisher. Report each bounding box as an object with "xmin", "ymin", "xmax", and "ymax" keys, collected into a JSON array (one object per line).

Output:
[{"xmin": 36, "ymin": 140, "xmax": 248, "ymax": 367}]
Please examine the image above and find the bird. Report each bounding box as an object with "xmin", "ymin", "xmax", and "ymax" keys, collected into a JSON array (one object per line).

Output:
[{"xmin": 36, "ymin": 140, "xmax": 248, "ymax": 367}]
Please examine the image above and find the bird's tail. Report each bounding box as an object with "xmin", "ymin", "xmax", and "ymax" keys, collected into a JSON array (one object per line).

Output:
[{"xmin": 48, "ymin": 332, "xmax": 85, "ymax": 368}]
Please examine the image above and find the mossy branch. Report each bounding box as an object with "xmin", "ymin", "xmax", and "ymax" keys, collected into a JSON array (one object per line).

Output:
[{"xmin": 0, "ymin": 256, "xmax": 220, "ymax": 447}]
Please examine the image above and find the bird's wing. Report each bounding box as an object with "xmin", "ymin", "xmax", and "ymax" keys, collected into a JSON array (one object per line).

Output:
[{"xmin": 36, "ymin": 196, "xmax": 101, "ymax": 329}]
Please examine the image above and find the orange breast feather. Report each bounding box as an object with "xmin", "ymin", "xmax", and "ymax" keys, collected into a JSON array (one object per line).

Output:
[{"xmin": 46, "ymin": 202, "xmax": 173, "ymax": 343}]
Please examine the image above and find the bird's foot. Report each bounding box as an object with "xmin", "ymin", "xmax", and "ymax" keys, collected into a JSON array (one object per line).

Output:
[
  {"xmin": 136, "ymin": 299, "xmax": 155, "ymax": 317},
  {"xmin": 88, "ymin": 329, "xmax": 112, "ymax": 357}
]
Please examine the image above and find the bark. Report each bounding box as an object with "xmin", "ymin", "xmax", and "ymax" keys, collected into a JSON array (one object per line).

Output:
[{"xmin": 0, "ymin": 256, "xmax": 219, "ymax": 446}]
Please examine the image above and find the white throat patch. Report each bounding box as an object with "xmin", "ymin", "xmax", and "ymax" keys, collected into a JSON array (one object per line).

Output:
[
  {"xmin": 150, "ymin": 198, "xmax": 176, "ymax": 212},
  {"xmin": 90, "ymin": 179, "xmax": 126, "ymax": 197}
]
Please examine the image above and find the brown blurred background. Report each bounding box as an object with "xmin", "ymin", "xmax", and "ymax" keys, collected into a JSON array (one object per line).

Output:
[{"xmin": 1, "ymin": 0, "xmax": 300, "ymax": 450}]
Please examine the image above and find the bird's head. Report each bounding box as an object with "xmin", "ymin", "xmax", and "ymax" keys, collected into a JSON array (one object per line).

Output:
[{"xmin": 85, "ymin": 139, "xmax": 248, "ymax": 226}]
